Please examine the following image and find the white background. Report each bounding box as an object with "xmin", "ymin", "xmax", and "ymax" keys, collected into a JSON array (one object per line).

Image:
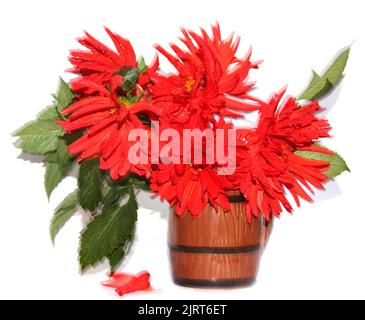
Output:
[{"xmin": 0, "ymin": 0, "xmax": 364, "ymax": 300}]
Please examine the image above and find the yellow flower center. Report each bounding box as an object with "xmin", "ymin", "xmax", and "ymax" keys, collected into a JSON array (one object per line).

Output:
[
  {"xmin": 189, "ymin": 164, "xmax": 203, "ymax": 172},
  {"xmin": 109, "ymin": 108, "xmax": 118, "ymax": 114},
  {"xmin": 184, "ymin": 76, "xmax": 195, "ymax": 93}
]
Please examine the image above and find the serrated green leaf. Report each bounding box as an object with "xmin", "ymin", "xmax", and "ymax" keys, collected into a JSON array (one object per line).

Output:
[
  {"xmin": 101, "ymin": 182, "xmax": 127, "ymax": 206},
  {"xmin": 63, "ymin": 131, "xmax": 83, "ymax": 145},
  {"xmin": 57, "ymin": 138, "xmax": 74, "ymax": 169},
  {"xmin": 101, "ymin": 174, "xmax": 150, "ymax": 205},
  {"xmin": 295, "ymin": 149, "xmax": 350, "ymax": 179},
  {"xmin": 13, "ymin": 119, "xmax": 64, "ymax": 154},
  {"xmin": 50, "ymin": 190, "xmax": 78, "ymax": 243},
  {"xmin": 128, "ymin": 175, "xmax": 151, "ymax": 191},
  {"xmin": 18, "ymin": 135, "xmax": 59, "ymax": 154},
  {"xmin": 298, "ymin": 73, "xmax": 329, "ymax": 100},
  {"xmin": 45, "ymin": 162, "xmax": 64, "ymax": 199},
  {"xmin": 44, "ymin": 139, "xmax": 74, "ymax": 198},
  {"xmin": 78, "ymin": 158, "xmax": 102, "ymax": 212},
  {"xmin": 13, "ymin": 119, "xmax": 64, "ymax": 137},
  {"xmin": 298, "ymin": 47, "xmax": 350, "ymax": 101},
  {"xmin": 37, "ymin": 105, "xmax": 59, "ymax": 120},
  {"xmin": 323, "ymin": 47, "xmax": 350, "ymax": 85},
  {"xmin": 118, "ymin": 67, "xmax": 139, "ymax": 91},
  {"xmin": 44, "ymin": 150, "xmax": 58, "ymax": 162},
  {"xmin": 308, "ymin": 70, "xmax": 321, "ymax": 87},
  {"xmin": 123, "ymin": 68, "xmax": 138, "ymax": 83},
  {"xmin": 313, "ymin": 79, "xmax": 333, "ymax": 100},
  {"xmin": 44, "ymin": 137, "xmax": 74, "ymax": 163},
  {"xmin": 107, "ymin": 243, "xmax": 127, "ymax": 272},
  {"xmin": 79, "ymin": 193, "xmax": 138, "ymax": 271},
  {"xmin": 12, "ymin": 79, "xmax": 71, "ymax": 155},
  {"xmin": 45, "ymin": 160, "xmax": 73, "ymax": 199},
  {"xmin": 137, "ymin": 56, "xmax": 147, "ymax": 74},
  {"xmin": 55, "ymin": 78, "xmax": 74, "ymax": 111}
]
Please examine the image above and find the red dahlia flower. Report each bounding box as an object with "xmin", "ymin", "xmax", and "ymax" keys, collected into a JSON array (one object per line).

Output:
[
  {"xmin": 235, "ymin": 89, "xmax": 332, "ymax": 221},
  {"xmin": 151, "ymin": 163, "xmax": 232, "ymax": 216},
  {"xmin": 57, "ymin": 80, "xmax": 159, "ymax": 180},
  {"xmin": 58, "ymin": 27, "xmax": 162, "ymax": 180},
  {"xmin": 149, "ymin": 23, "xmax": 262, "ymax": 128},
  {"xmin": 68, "ymin": 27, "xmax": 158, "ymax": 94}
]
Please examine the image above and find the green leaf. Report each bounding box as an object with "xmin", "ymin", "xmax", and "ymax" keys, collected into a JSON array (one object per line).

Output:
[
  {"xmin": 13, "ymin": 119, "xmax": 64, "ymax": 154},
  {"xmin": 12, "ymin": 79, "xmax": 71, "ymax": 155},
  {"xmin": 314, "ymin": 79, "xmax": 333, "ymax": 100},
  {"xmin": 44, "ymin": 139, "xmax": 74, "ymax": 198},
  {"xmin": 37, "ymin": 105, "xmax": 59, "ymax": 120},
  {"xmin": 13, "ymin": 119, "xmax": 64, "ymax": 137},
  {"xmin": 119, "ymin": 67, "xmax": 139, "ymax": 91},
  {"xmin": 107, "ymin": 233, "xmax": 134, "ymax": 272},
  {"xmin": 298, "ymin": 47, "xmax": 350, "ymax": 101},
  {"xmin": 128, "ymin": 175, "xmax": 151, "ymax": 191},
  {"xmin": 50, "ymin": 190, "xmax": 78, "ymax": 243},
  {"xmin": 298, "ymin": 71, "xmax": 332, "ymax": 101},
  {"xmin": 56, "ymin": 138, "xmax": 74, "ymax": 169},
  {"xmin": 63, "ymin": 131, "xmax": 83, "ymax": 145},
  {"xmin": 107, "ymin": 243, "xmax": 127, "ymax": 272},
  {"xmin": 295, "ymin": 149, "xmax": 350, "ymax": 179},
  {"xmin": 308, "ymin": 70, "xmax": 321, "ymax": 87},
  {"xmin": 123, "ymin": 68, "xmax": 138, "ymax": 83},
  {"xmin": 79, "ymin": 193, "xmax": 138, "ymax": 271},
  {"xmin": 45, "ymin": 162, "xmax": 64, "ymax": 199},
  {"xmin": 323, "ymin": 47, "xmax": 350, "ymax": 85},
  {"xmin": 101, "ymin": 182, "xmax": 127, "ymax": 206},
  {"xmin": 137, "ymin": 56, "xmax": 147, "ymax": 74},
  {"xmin": 101, "ymin": 174, "xmax": 150, "ymax": 203},
  {"xmin": 44, "ymin": 135, "xmax": 75, "ymax": 163},
  {"xmin": 298, "ymin": 70, "xmax": 321, "ymax": 100},
  {"xmin": 55, "ymin": 77, "xmax": 75, "ymax": 111},
  {"xmin": 18, "ymin": 135, "xmax": 59, "ymax": 154},
  {"xmin": 44, "ymin": 150, "xmax": 58, "ymax": 162},
  {"xmin": 78, "ymin": 158, "xmax": 102, "ymax": 212}
]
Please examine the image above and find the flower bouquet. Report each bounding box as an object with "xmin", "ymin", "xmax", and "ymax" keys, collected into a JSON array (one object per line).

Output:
[{"xmin": 13, "ymin": 24, "xmax": 350, "ymax": 292}]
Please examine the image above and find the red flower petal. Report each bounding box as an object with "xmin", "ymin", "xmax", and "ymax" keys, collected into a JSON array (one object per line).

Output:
[{"xmin": 102, "ymin": 271, "xmax": 152, "ymax": 297}]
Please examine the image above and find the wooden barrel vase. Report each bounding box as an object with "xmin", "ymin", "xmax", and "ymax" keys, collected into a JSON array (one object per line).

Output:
[{"xmin": 168, "ymin": 194, "xmax": 273, "ymax": 288}]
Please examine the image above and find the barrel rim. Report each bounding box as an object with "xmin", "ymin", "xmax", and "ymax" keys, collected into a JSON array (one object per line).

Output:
[
  {"xmin": 169, "ymin": 244, "xmax": 261, "ymax": 254},
  {"xmin": 173, "ymin": 277, "xmax": 256, "ymax": 288},
  {"xmin": 227, "ymin": 194, "xmax": 245, "ymax": 203}
]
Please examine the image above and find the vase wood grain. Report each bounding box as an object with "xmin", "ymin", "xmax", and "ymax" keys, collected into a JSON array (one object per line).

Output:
[{"xmin": 168, "ymin": 193, "xmax": 273, "ymax": 288}]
